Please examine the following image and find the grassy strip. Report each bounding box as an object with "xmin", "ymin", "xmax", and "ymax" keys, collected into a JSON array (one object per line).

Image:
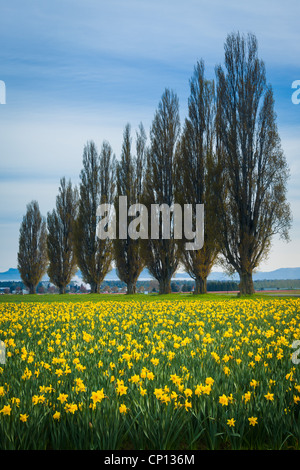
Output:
[
  {"xmin": 1, "ymin": 290, "xmax": 300, "ymax": 304},
  {"xmin": 0, "ymin": 292, "xmax": 293, "ymax": 303}
]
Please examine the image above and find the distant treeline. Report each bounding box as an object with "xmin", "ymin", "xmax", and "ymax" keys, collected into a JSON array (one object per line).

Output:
[
  {"xmin": 2, "ymin": 278, "xmax": 300, "ymax": 294},
  {"xmin": 253, "ymin": 279, "xmax": 300, "ymax": 290}
]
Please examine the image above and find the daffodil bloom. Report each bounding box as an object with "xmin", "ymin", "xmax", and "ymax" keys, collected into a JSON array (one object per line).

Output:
[
  {"xmin": 242, "ymin": 391, "xmax": 251, "ymax": 403},
  {"xmin": 227, "ymin": 418, "xmax": 235, "ymax": 427},
  {"xmin": 264, "ymin": 392, "xmax": 274, "ymax": 401},
  {"xmin": 53, "ymin": 411, "xmax": 61, "ymax": 420},
  {"xmin": 32, "ymin": 395, "xmax": 45, "ymax": 405},
  {"xmin": 21, "ymin": 367, "xmax": 32, "ymax": 380},
  {"xmin": 170, "ymin": 374, "xmax": 181, "ymax": 385},
  {"xmin": 64, "ymin": 403, "xmax": 78, "ymax": 414},
  {"xmin": 154, "ymin": 388, "xmax": 164, "ymax": 399},
  {"xmin": 184, "ymin": 400, "xmax": 192, "ymax": 411},
  {"xmin": 11, "ymin": 397, "xmax": 20, "ymax": 407},
  {"xmin": 20, "ymin": 413, "xmax": 29, "ymax": 422},
  {"xmin": 151, "ymin": 358, "xmax": 159, "ymax": 366},
  {"xmin": 129, "ymin": 374, "xmax": 140, "ymax": 384},
  {"xmin": 119, "ymin": 404, "xmax": 127, "ymax": 414},
  {"xmin": 248, "ymin": 416, "xmax": 258, "ymax": 426},
  {"xmin": 168, "ymin": 351, "xmax": 175, "ymax": 361},
  {"xmin": 195, "ymin": 384, "xmax": 203, "ymax": 396},
  {"xmin": 202, "ymin": 385, "xmax": 212, "ymax": 395},
  {"xmin": 0, "ymin": 405, "xmax": 11, "ymax": 416},
  {"xmin": 219, "ymin": 394, "xmax": 229, "ymax": 406},
  {"xmin": 116, "ymin": 384, "xmax": 128, "ymax": 396},
  {"xmin": 286, "ymin": 371, "xmax": 294, "ymax": 381},
  {"xmin": 75, "ymin": 378, "xmax": 86, "ymax": 393},
  {"xmin": 160, "ymin": 394, "xmax": 171, "ymax": 405},
  {"xmin": 57, "ymin": 393, "xmax": 68, "ymax": 403},
  {"xmin": 91, "ymin": 389, "xmax": 105, "ymax": 403},
  {"xmin": 228, "ymin": 393, "xmax": 234, "ymax": 403},
  {"xmin": 205, "ymin": 377, "xmax": 214, "ymax": 386}
]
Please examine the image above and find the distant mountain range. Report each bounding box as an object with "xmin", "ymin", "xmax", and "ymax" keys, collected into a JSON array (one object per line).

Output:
[{"xmin": 1, "ymin": 267, "xmax": 300, "ymax": 283}]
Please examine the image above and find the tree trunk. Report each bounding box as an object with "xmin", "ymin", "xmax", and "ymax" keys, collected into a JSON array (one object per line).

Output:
[
  {"xmin": 90, "ymin": 281, "xmax": 100, "ymax": 294},
  {"xmin": 159, "ymin": 278, "xmax": 172, "ymax": 295},
  {"xmin": 127, "ymin": 281, "xmax": 136, "ymax": 295},
  {"xmin": 59, "ymin": 286, "xmax": 66, "ymax": 294},
  {"xmin": 194, "ymin": 277, "xmax": 207, "ymax": 294},
  {"xmin": 239, "ymin": 272, "xmax": 255, "ymax": 295},
  {"xmin": 29, "ymin": 284, "xmax": 36, "ymax": 294}
]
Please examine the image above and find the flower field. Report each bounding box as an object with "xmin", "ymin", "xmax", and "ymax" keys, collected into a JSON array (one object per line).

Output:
[{"xmin": 0, "ymin": 297, "xmax": 300, "ymax": 450}]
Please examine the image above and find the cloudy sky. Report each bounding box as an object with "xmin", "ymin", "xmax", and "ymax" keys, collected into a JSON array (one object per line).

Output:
[{"xmin": 0, "ymin": 0, "xmax": 299, "ymax": 273}]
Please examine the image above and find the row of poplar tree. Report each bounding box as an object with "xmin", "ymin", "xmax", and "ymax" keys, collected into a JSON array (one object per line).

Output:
[{"xmin": 17, "ymin": 32, "xmax": 292, "ymax": 296}]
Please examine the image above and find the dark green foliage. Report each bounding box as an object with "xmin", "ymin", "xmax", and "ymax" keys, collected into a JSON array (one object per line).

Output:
[
  {"xmin": 74, "ymin": 141, "xmax": 115, "ymax": 293},
  {"xmin": 175, "ymin": 60, "xmax": 221, "ymax": 294},
  {"xmin": 215, "ymin": 32, "xmax": 291, "ymax": 294},
  {"xmin": 17, "ymin": 200, "xmax": 48, "ymax": 294},
  {"xmin": 113, "ymin": 123, "xmax": 146, "ymax": 294},
  {"xmin": 142, "ymin": 89, "xmax": 181, "ymax": 294},
  {"xmin": 47, "ymin": 177, "xmax": 78, "ymax": 294}
]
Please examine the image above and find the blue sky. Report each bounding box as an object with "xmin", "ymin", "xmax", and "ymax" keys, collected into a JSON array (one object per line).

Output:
[{"xmin": 0, "ymin": 0, "xmax": 299, "ymax": 272}]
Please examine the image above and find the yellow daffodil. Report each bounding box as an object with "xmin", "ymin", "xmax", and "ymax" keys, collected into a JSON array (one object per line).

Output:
[
  {"xmin": 20, "ymin": 413, "xmax": 29, "ymax": 422},
  {"xmin": 119, "ymin": 404, "xmax": 127, "ymax": 414},
  {"xmin": 248, "ymin": 416, "xmax": 258, "ymax": 426}
]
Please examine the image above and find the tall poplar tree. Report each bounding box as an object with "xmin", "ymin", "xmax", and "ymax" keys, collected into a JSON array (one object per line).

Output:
[
  {"xmin": 215, "ymin": 32, "xmax": 291, "ymax": 295},
  {"xmin": 47, "ymin": 177, "xmax": 78, "ymax": 294},
  {"xmin": 113, "ymin": 123, "xmax": 147, "ymax": 294},
  {"xmin": 175, "ymin": 60, "xmax": 221, "ymax": 294},
  {"xmin": 74, "ymin": 140, "xmax": 115, "ymax": 293},
  {"xmin": 17, "ymin": 200, "xmax": 48, "ymax": 294},
  {"xmin": 142, "ymin": 88, "xmax": 180, "ymax": 294}
]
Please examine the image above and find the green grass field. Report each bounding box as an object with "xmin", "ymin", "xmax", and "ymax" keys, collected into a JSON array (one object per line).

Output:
[
  {"xmin": 1, "ymin": 290, "xmax": 299, "ymax": 304},
  {"xmin": 0, "ymin": 292, "xmax": 230, "ymax": 303}
]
